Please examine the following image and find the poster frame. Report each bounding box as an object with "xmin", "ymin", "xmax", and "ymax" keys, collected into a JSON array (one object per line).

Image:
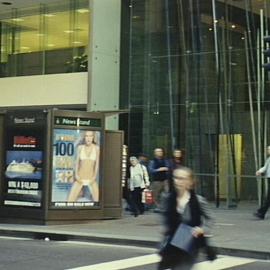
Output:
[
  {"xmin": 1, "ymin": 110, "xmax": 47, "ymax": 209},
  {"xmin": 48, "ymin": 109, "xmax": 105, "ymax": 210}
]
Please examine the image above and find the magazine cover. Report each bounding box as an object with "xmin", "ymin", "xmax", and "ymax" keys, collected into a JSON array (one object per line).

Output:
[{"xmin": 51, "ymin": 129, "xmax": 100, "ymax": 207}]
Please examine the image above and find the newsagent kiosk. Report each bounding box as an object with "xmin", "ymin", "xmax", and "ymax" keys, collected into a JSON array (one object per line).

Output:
[{"xmin": 0, "ymin": 109, "xmax": 123, "ymax": 224}]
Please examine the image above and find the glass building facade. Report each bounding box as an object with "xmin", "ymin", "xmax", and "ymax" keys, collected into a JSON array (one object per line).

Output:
[
  {"xmin": 0, "ymin": 0, "xmax": 89, "ymax": 77},
  {"xmin": 120, "ymin": 0, "xmax": 270, "ymax": 202}
]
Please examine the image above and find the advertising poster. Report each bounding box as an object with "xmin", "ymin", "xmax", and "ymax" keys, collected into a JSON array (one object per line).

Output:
[
  {"xmin": 51, "ymin": 129, "xmax": 101, "ymax": 207},
  {"xmin": 5, "ymin": 150, "xmax": 42, "ymax": 207},
  {"xmin": 4, "ymin": 112, "xmax": 45, "ymax": 207}
]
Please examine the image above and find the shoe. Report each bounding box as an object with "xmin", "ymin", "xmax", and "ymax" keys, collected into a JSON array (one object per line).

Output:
[
  {"xmin": 206, "ymin": 246, "xmax": 217, "ymax": 261},
  {"xmin": 253, "ymin": 212, "xmax": 264, "ymax": 220}
]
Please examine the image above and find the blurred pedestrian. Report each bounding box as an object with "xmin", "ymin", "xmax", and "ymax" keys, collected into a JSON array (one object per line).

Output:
[
  {"xmin": 148, "ymin": 148, "xmax": 170, "ymax": 211},
  {"xmin": 129, "ymin": 156, "xmax": 150, "ymax": 216},
  {"xmin": 254, "ymin": 145, "xmax": 270, "ymax": 219},
  {"xmin": 138, "ymin": 153, "xmax": 149, "ymax": 167},
  {"xmin": 169, "ymin": 149, "xmax": 184, "ymax": 171},
  {"xmin": 168, "ymin": 149, "xmax": 184, "ymax": 190},
  {"xmin": 158, "ymin": 167, "xmax": 215, "ymax": 270}
]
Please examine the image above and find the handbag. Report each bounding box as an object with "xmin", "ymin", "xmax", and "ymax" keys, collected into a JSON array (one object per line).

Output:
[{"xmin": 170, "ymin": 223, "xmax": 195, "ymax": 254}]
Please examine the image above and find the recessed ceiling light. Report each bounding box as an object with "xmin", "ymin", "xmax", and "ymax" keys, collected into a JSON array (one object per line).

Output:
[
  {"xmin": 231, "ymin": 24, "xmax": 236, "ymax": 29},
  {"xmin": 21, "ymin": 46, "xmax": 30, "ymax": 50},
  {"xmin": 44, "ymin": 14, "xmax": 56, "ymax": 17},
  {"xmin": 47, "ymin": 44, "xmax": 55, "ymax": 47},
  {"xmin": 73, "ymin": 41, "xmax": 82, "ymax": 44},
  {"xmin": 11, "ymin": 18, "xmax": 24, "ymax": 22},
  {"xmin": 76, "ymin": 9, "xmax": 89, "ymax": 13},
  {"xmin": 64, "ymin": 30, "xmax": 74, "ymax": 34},
  {"xmin": 209, "ymin": 28, "xmax": 213, "ymax": 31}
]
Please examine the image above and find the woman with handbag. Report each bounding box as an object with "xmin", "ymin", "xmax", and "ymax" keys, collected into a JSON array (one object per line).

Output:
[
  {"xmin": 129, "ymin": 156, "xmax": 150, "ymax": 216},
  {"xmin": 158, "ymin": 167, "xmax": 215, "ymax": 270}
]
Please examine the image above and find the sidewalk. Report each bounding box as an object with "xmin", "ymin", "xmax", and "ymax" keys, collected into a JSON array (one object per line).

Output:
[{"xmin": 0, "ymin": 201, "xmax": 269, "ymax": 259}]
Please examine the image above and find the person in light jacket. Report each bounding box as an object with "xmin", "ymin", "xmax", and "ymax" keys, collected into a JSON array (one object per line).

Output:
[
  {"xmin": 129, "ymin": 156, "xmax": 150, "ymax": 216},
  {"xmin": 254, "ymin": 146, "xmax": 270, "ymax": 219}
]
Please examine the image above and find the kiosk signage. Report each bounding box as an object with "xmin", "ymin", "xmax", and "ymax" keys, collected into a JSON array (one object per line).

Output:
[
  {"xmin": 51, "ymin": 115, "xmax": 103, "ymax": 208},
  {"xmin": 3, "ymin": 112, "xmax": 46, "ymax": 207}
]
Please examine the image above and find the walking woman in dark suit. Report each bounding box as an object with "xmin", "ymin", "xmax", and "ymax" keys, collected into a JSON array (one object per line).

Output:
[{"xmin": 158, "ymin": 167, "xmax": 215, "ymax": 270}]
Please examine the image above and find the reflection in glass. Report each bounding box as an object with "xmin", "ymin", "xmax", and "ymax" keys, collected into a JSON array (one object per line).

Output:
[
  {"xmin": 0, "ymin": 0, "xmax": 89, "ymax": 77},
  {"xmin": 123, "ymin": 0, "xmax": 270, "ymax": 203}
]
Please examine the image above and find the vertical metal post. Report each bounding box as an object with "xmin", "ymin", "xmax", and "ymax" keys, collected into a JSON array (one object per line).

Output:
[
  {"xmin": 178, "ymin": 0, "xmax": 190, "ymax": 164},
  {"xmin": 263, "ymin": 1, "xmax": 269, "ymax": 173},
  {"xmin": 127, "ymin": 0, "xmax": 133, "ymax": 147},
  {"xmin": 211, "ymin": 0, "xmax": 221, "ymax": 207},
  {"xmin": 143, "ymin": 0, "xmax": 152, "ymax": 154},
  {"xmin": 40, "ymin": 4, "xmax": 46, "ymax": 75},
  {"xmin": 245, "ymin": 32, "xmax": 260, "ymax": 206},
  {"xmin": 257, "ymin": 31, "xmax": 262, "ymax": 172},
  {"xmin": 260, "ymin": 10, "xmax": 265, "ymax": 105},
  {"xmin": 212, "ymin": 0, "xmax": 224, "ymax": 134},
  {"xmin": 164, "ymin": 0, "xmax": 176, "ymax": 151}
]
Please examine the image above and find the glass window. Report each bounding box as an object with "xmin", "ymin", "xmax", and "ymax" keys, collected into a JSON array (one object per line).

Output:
[
  {"xmin": 0, "ymin": 0, "xmax": 89, "ymax": 77},
  {"xmin": 122, "ymin": 0, "xmax": 270, "ymax": 202}
]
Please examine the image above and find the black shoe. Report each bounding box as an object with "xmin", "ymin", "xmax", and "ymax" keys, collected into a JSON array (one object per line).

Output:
[
  {"xmin": 153, "ymin": 208, "xmax": 164, "ymax": 213},
  {"xmin": 253, "ymin": 212, "xmax": 264, "ymax": 220},
  {"xmin": 206, "ymin": 246, "xmax": 217, "ymax": 261}
]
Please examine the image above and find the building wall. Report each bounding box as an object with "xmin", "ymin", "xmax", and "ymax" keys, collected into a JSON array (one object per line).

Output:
[
  {"xmin": 88, "ymin": 0, "xmax": 121, "ymax": 130},
  {"xmin": 0, "ymin": 73, "xmax": 87, "ymax": 107}
]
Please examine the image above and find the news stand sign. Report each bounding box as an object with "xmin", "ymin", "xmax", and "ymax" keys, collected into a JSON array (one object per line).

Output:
[
  {"xmin": 3, "ymin": 112, "xmax": 46, "ymax": 207},
  {"xmin": 51, "ymin": 116, "xmax": 102, "ymax": 208}
]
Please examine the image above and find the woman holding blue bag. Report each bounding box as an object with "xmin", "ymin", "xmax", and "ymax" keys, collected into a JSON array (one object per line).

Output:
[{"xmin": 158, "ymin": 167, "xmax": 216, "ymax": 270}]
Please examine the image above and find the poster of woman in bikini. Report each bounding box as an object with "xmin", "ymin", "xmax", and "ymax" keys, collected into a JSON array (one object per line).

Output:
[{"xmin": 51, "ymin": 129, "xmax": 100, "ymax": 207}]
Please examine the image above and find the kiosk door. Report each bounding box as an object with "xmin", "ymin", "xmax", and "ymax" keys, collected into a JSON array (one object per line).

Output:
[{"xmin": 103, "ymin": 130, "xmax": 123, "ymax": 218}]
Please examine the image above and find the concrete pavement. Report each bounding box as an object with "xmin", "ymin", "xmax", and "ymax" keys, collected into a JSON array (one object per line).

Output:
[{"xmin": 0, "ymin": 201, "xmax": 269, "ymax": 259}]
